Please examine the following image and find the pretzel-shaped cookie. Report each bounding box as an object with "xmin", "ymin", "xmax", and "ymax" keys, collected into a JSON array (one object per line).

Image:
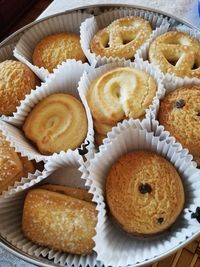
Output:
[
  {"xmin": 91, "ymin": 17, "xmax": 152, "ymax": 59},
  {"xmin": 149, "ymin": 31, "xmax": 200, "ymax": 78}
]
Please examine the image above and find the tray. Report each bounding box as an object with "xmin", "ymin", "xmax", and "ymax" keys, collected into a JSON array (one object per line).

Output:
[{"xmin": 0, "ymin": 3, "xmax": 200, "ymax": 267}]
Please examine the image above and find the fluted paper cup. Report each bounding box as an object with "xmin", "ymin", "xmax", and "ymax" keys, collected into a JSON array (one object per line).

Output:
[
  {"xmin": 80, "ymin": 8, "xmax": 169, "ymax": 67},
  {"xmin": 0, "ymin": 43, "xmax": 16, "ymax": 62},
  {"xmin": 86, "ymin": 119, "xmax": 200, "ymax": 267},
  {"xmin": 140, "ymin": 24, "xmax": 200, "ymax": 80},
  {"xmin": 77, "ymin": 59, "xmax": 165, "ymax": 145},
  {"xmin": 0, "ymin": 60, "xmax": 95, "ymax": 162},
  {"xmin": 0, "ymin": 152, "xmax": 101, "ymax": 267},
  {"xmin": 14, "ymin": 11, "xmax": 92, "ymax": 81}
]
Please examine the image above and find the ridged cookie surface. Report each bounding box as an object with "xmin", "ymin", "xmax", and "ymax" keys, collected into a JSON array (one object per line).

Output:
[{"xmin": 106, "ymin": 151, "xmax": 184, "ymax": 235}]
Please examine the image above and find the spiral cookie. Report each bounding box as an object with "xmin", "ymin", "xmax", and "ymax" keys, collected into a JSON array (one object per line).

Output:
[
  {"xmin": 33, "ymin": 33, "xmax": 86, "ymax": 72},
  {"xmin": 158, "ymin": 86, "xmax": 200, "ymax": 165},
  {"xmin": 91, "ymin": 16, "xmax": 152, "ymax": 59},
  {"xmin": 87, "ymin": 67, "xmax": 157, "ymax": 144},
  {"xmin": 0, "ymin": 60, "xmax": 39, "ymax": 115},
  {"xmin": 106, "ymin": 151, "xmax": 185, "ymax": 236},
  {"xmin": 149, "ymin": 31, "xmax": 200, "ymax": 78},
  {"xmin": 23, "ymin": 93, "xmax": 88, "ymax": 154}
]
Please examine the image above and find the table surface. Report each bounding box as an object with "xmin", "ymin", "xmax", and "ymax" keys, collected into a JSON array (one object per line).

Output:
[{"xmin": 0, "ymin": 0, "xmax": 199, "ymax": 266}]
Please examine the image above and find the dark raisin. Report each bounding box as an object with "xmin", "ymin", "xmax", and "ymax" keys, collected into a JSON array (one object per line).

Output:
[
  {"xmin": 174, "ymin": 99, "xmax": 185, "ymax": 108},
  {"xmin": 157, "ymin": 217, "xmax": 164, "ymax": 224},
  {"xmin": 78, "ymin": 140, "xmax": 90, "ymax": 156},
  {"xmin": 138, "ymin": 183, "xmax": 152, "ymax": 194}
]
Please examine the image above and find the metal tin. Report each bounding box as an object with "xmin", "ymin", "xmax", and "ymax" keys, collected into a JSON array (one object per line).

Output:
[{"xmin": 0, "ymin": 3, "xmax": 199, "ymax": 267}]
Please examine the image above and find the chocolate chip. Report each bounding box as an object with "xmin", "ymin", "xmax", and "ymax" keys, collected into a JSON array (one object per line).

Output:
[
  {"xmin": 78, "ymin": 140, "xmax": 90, "ymax": 156},
  {"xmin": 138, "ymin": 183, "xmax": 152, "ymax": 194},
  {"xmin": 175, "ymin": 99, "xmax": 185, "ymax": 108},
  {"xmin": 197, "ymin": 112, "xmax": 200, "ymax": 116},
  {"xmin": 191, "ymin": 206, "xmax": 200, "ymax": 223},
  {"xmin": 157, "ymin": 217, "xmax": 164, "ymax": 224}
]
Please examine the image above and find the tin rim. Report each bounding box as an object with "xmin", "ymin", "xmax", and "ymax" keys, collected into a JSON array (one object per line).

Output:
[{"xmin": 0, "ymin": 2, "xmax": 199, "ymax": 267}]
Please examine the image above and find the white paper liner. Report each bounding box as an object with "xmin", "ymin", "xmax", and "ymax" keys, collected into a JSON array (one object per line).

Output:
[
  {"xmin": 0, "ymin": 60, "xmax": 95, "ymax": 162},
  {"xmin": 77, "ymin": 59, "xmax": 165, "ymax": 146},
  {"xmin": 139, "ymin": 23, "xmax": 200, "ymax": 81},
  {"xmin": 80, "ymin": 7, "xmax": 170, "ymax": 67},
  {"xmin": 0, "ymin": 152, "xmax": 102, "ymax": 267},
  {"xmin": 149, "ymin": 72, "xmax": 200, "ymax": 121},
  {"xmin": 86, "ymin": 118, "xmax": 200, "ymax": 267},
  {"xmin": 0, "ymin": 43, "xmax": 16, "ymax": 62},
  {"xmin": 14, "ymin": 11, "xmax": 92, "ymax": 81}
]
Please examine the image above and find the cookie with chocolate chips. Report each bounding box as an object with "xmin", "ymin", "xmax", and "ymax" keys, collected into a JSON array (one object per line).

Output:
[
  {"xmin": 105, "ymin": 151, "xmax": 185, "ymax": 236},
  {"xmin": 158, "ymin": 85, "xmax": 200, "ymax": 166}
]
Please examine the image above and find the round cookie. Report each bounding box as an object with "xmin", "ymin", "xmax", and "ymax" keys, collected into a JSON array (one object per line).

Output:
[
  {"xmin": 149, "ymin": 31, "xmax": 200, "ymax": 78},
  {"xmin": 106, "ymin": 151, "xmax": 185, "ymax": 236},
  {"xmin": 33, "ymin": 33, "xmax": 86, "ymax": 72},
  {"xmin": 91, "ymin": 16, "xmax": 152, "ymax": 59},
  {"xmin": 23, "ymin": 93, "xmax": 88, "ymax": 155},
  {"xmin": 0, "ymin": 60, "xmax": 39, "ymax": 115},
  {"xmin": 158, "ymin": 86, "xmax": 200, "ymax": 165}
]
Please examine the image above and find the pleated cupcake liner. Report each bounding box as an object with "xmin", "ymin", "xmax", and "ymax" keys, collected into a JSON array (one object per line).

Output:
[
  {"xmin": 80, "ymin": 7, "xmax": 170, "ymax": 67},
  {"xmin": 77, "ymin": 59, "xmax": 165, "ymax": 146},
  {"xmin": 14, "ymin": 11, "xmax": 92, "ymax": 81},
  {"xmin": 0, "ymin": 43, "xmax": 16, "ymax": 62},
  {"xmin": 0, "ymin": 60, "xmax": 95, "ymax": 162},
  {"xmin": 138, "ymin": 23, "xmax": 200, "ymax": 82},
  {"xmin": 0, "ymin": 152, "xmax": 102, "ymax": 267},
  {"xmin": 149, "ymin": 71, "xmax": 200, "ymax": 121},
  {"xmin": 0, "ymin": 134, "xmax": 45, "ymax": 198},
  {"xmin": 85, "ymin": 118, "xmax": 200, "ymax": 267}
]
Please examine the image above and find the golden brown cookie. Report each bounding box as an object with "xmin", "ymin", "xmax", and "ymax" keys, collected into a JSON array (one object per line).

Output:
[
  {"xmin": 87, "ymin": 67, "xmax": 156, "ymax": 144},
  {"xmin": 158, "ymin": 86, "xmax": 200, "ymax": 165},
  {"xmin": 106, "ymin": 151, "xmax": 185, "ymax": 236},
  {"xmin": 22, "ymin": 185, "xmax": 97, "ymax": 255},
  {"xmin": 23, "ymin": 93, "xmax": 88, "ymax": 155},
  {"xmin": 0, "ymin": 60, "xmax": 39, "ymax": 115},
  {"xmin": 33, "ymin": 33, "xmax": 86, "ymax": 72},
  {"xmin": 91, "ymin": 16, "xmax": 152, "ymax": 59},
  {"xmin": 149, "ymin": 31, "xmax": 200, "ymax": 78},
  {"xmin": 0, "ymin": 131, "xmax": 36, "ymax": 193}
]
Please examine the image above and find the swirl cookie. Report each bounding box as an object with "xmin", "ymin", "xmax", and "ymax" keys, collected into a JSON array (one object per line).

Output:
[
  {"xmin": 149, "ymin": 31, "xmax": 200, "ymax": 78},
  {"xmin": 158, "ymin": 86, "xmax": 200, "ymax": 165},
  {"xmin": 0, "ymin": 60, "xmax": 39, "ymax": 115},
  {"xmin": 33, "ymin": 33, "xmax": 86, "ymax": 72},
  {"xmin": 22, "ymin": 185, "xmax": 97, "ymax": 255},
  {"xmin": 106, "ymin": 151, "xmax": 185, "ymax": 236},
  {"xmin": 0, "ymin": 131, "xmax": 36, "ymax": 193},
  {"xmin": 91, "ymin": 16, "xmax": 152, "ymax": 59},
  {"xmin": 87, "ymin": 67, "xmax": 157, "ymax": 144},
  {"xmin": 23, "ymin": 93, "xmax": 88, "ymax": 155}
]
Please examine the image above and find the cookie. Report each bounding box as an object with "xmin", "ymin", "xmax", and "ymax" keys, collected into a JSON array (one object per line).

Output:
[
  {"xmin": 87, "ymin": 67, "xmax": 156, "ymax": 144},
  {"xmin": 0, "ymin": 131, "xmax": 36, "ymax": 193},
  {"xmin": 158, "ymin": 85, "xmax": 200, "ymax": 165},
  {"xmin": 33, "ymin": 33, "xmax": 86, "ymax": 72},
  {"xmin": 106, "ymin": 151, "xmax": 185, "ymax": 235},
  {"xmin": 22, "ymin": 185, "xmax": 97, "ymax": 255},
  {"xmin": 0, "ymin": 60, "xmax": 39, "ymax": 115},
  {"xmin": 23, "ymin": 93, "xmax": 88, "ymax": 155},
  {"xmin": 149, "ymin": 31, "xmax": 200, "ymax": 78},
  {"xmin": 91, "ymin": 16, "xmax": 152, "ymax": 59}
]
